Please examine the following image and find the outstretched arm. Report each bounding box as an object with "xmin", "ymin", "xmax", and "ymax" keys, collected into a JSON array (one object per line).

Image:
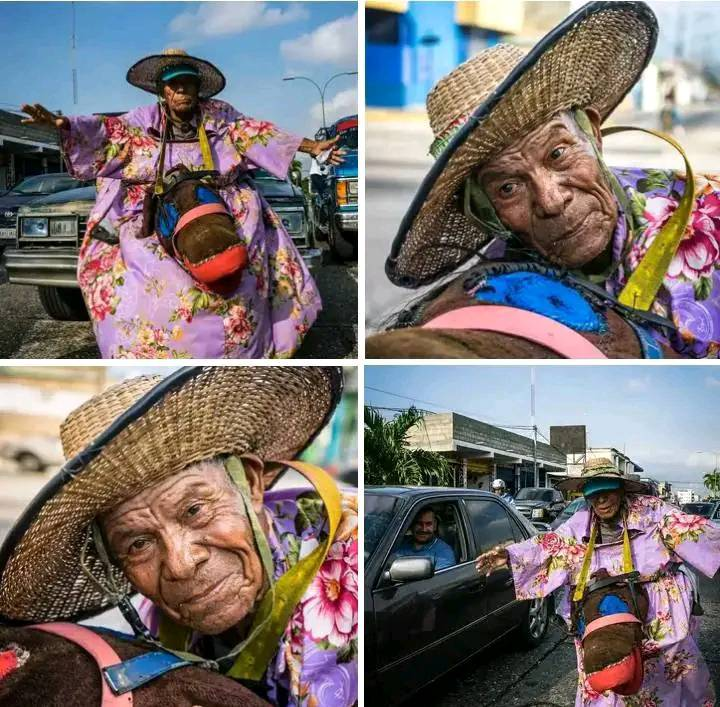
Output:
[
  {"xmin": 20, "ymin": 103, "xmax": 69, "ymax": 130},
  {"xmin": 298, "ymin": 136, "xmax": 346, "ymax": 166}
]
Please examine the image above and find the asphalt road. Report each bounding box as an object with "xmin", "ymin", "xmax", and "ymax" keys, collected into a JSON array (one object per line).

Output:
[
  {"xmin": 415, "ymin": 572, "xmax": 720, "ymax": 707},
  {"xmin": 0, "ymin": 249, "xmax": 357, "ymax": 359}
]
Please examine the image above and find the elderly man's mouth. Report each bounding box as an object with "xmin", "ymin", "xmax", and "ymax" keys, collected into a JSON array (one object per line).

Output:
[{"xmin": 176, "ymin": 572, "xmax": 242, "ymax": 609}]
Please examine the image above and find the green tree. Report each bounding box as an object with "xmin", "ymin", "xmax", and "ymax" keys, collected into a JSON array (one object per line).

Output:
[
  {"xmin": 704, "ymin": 469, "xmax": 720, "ymax": 499},
  {"xmin": 364, "ymin": 406, "xmax": 453, "ymax": 487}
]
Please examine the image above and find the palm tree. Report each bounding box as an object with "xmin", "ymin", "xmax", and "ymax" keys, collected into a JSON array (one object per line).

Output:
[
  {"xmin": 704, "ymin": 469, "xmax": 720, "ymax": 499},
  {"xmin": 364, "ymin": 406, "xmax": 453, "ymax": 487}
]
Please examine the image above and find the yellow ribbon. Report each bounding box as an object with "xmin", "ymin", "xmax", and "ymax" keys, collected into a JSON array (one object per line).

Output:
[
  {"xmin": 602, "ymin": 125, "xmax": 695, "ymax": 311},
  {"xmin": 159, "ymin": 458, "xmax": 343, "ymax": 682},
  {"xmin": 572, "ymin": 516, "xmax": 634, "ymax": 603}
]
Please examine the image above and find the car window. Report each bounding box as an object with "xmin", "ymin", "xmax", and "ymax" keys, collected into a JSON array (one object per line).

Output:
[
  {"xmin": 390, "ymin": 501, "xmax": 466, "ymax": 571},
  {"xmin": 365, "ymin": 494, "xmax": 399, "ymax": 561},
  {"xmin": 465, "ymin": 499, "xmax": 518, "ymax": 555},
  {"xmin": 45, "ymin": 176, "xmax": 79, "ymax": 193}
]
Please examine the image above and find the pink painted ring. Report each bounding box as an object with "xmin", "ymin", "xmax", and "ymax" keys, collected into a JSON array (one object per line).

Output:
[
  {"xmin": 173, "ymin": 202, "xmax": 228, "ymax": 236},
  {"xmin": 582, "ymin": 612, "xmax": 642, "ymax": 640}
]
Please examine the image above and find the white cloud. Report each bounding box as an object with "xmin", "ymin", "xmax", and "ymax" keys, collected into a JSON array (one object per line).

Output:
[
  {"xmin": 626, "ymin": 377, "xmax": 650, "ymax": 393},
  {"xmin": 311, "ymin": 86, "xmax": 358, "ymax": 123},
  {"xmin": 705, "ymin": 375, "xmax": 720, "ymax": 388},
  {"xmin": 169, "ymin": 2, "xmax": 308, "ymax": 40},
  {"xmin": 280, "ymin": 13, "xmax": 357, "ymax": 66}
]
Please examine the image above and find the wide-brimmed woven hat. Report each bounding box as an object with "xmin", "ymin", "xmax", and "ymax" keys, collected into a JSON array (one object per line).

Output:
[
  {"xmin": 556, "ymin": 457, "xmax": 645, "ymax": 494},
  {"xmin": 386, "ymin": 1, "xmax": 658, "ymax": 288},
  {"xmin": 0, "ymin": 366, "xmax": 342, "ymax": 624},
  {"xmin": 127, "ymin": 48, "xmax": 226, "ymax": 99}
]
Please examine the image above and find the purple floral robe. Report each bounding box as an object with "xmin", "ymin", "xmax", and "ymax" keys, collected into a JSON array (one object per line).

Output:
[
  {"xmin": 59, "ymin": 100, "xmax": 320, "ymax": 358},
  {"xmin": 506, "ymin": 494, "xmax": 720, "ymax": 706},
  {"xmin": 141, "ymin": 488, "xmax": 358, "ymax": 707},
  {"xmin": 608, "ymin": 168, "xmax": 720, "ymax": 358}
]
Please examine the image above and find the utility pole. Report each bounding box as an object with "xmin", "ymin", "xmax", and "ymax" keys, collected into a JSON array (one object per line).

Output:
[
  {"xmin": 282, "ymin": 72, "xmax": 358, "ymax": 129},
  {"xmin": 71, "ymin": 2, "xmax": 78, "ymax": 105},
  {"xmin": 531, "ymin": 367, "xmax": 538, "ymax": 486}
]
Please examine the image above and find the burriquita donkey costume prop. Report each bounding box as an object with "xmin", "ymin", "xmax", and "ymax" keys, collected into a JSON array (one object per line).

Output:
[
  {"xmin": 0, "ymin": 367, "xmax": 357, "ymax": 706},
  {"xmin": 369, "ymin": 1, "xmax": 720, "ymax": 359},
  {"xmin": 475, "ymin": 458, "xmax": 720, "ymax": 705}
]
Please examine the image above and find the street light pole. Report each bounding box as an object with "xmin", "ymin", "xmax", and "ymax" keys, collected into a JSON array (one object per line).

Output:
[{"xmin": 283, "ymin": 71, "xmax": 358, "ymax": 129}]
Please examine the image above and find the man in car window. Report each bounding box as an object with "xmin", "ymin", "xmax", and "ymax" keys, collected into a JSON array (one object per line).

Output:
[{"xmin": 395, "ymin": 508, "xmax": 457, "ymax": 570}]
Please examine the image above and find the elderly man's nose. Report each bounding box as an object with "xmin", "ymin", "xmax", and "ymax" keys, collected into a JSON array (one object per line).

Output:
[
  {"xmin": 533, "ymin": 178, "xmax": 569, "ymax": 218},
  {"xmin": 162, "ymin": 538, "xmax": 204, "ymax": 580}
]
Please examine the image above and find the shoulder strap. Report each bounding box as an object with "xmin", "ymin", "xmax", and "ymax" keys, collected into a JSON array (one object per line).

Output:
[
  {"xmin": 422, "ymin": 305, "xmax": 608, "ymax": 359},
  {"xmin": 29, "ymin": 622, "xmax": 133, "ymax": 706},
  {"xmin": 602, "ymin": 126, "xmax": 695, "ymax": 311}
]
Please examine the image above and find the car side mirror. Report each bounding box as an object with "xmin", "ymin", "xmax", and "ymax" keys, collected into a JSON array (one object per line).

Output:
[{"xmin": 383, "ymin": 556, "xmax": 434, "ymax": 583}]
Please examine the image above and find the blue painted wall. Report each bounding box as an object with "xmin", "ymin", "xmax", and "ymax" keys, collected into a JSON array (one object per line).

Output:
[{"xmin": 367, "ymin": 2, "xmax": 502, "ymax": 108}]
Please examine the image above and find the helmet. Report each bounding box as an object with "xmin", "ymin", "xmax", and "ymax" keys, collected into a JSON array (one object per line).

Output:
[{"xmin": 491, "ymin": 479, "xmax": 506, "ymax": 490}]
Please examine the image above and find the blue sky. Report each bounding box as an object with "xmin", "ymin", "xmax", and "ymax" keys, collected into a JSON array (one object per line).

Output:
[
  {"xmin": 365, "ymin": 365, "xmax": 720, "ymax": 489},
  {"xmin": 0, "ymin": 2, "xmax": 357, "ymax": 141}
]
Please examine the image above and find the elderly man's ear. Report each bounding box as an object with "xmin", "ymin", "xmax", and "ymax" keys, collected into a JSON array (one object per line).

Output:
[
  {"xmin": 584, "ymin": 107, "xmax": 603, "ymax": 150},
  {"xmin": 239, "ymin": 454, "xmax": 284, "ymax": 515}
]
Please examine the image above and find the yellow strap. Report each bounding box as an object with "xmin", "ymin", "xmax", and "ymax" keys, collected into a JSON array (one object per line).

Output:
[
  {"xmin": 227, "ymin": 460, "xmax": 342, "ymax": 680},
  {"xmin": 198, "ymin": 121, "xmax": 215, "ymax": 172},
  {"xmin": 602, "ymin": 126, "xmax": 695, "ymax": 311},
  {"xmin": 573, "ymin": 516, "xmax": 634, "ymax": 603}
]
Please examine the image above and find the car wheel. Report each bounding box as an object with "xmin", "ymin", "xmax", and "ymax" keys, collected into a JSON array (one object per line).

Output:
[
  {"xmin": 328, "ymin": 225, "xmax": 356, "ymax": 262},
  {"xmin": 517, "ymin": 596, "xmax": 550, "ymax": 648},
  {"xmin": 16, "ymin": 452, "xmax": 44, "ymax": 473},
  {"xmin": 38, "ymin": 286, "xmax": 89, "ymax": 321}
]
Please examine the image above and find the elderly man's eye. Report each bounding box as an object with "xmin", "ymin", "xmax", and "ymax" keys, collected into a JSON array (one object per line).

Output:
[
  {"xmin": 498, "ymin": 183, "xmax": 516, "ymax": 197},
  {"xmin": 129, "ymin": 538, "xmax": 150, "ymax": 554},
  {"xmin": 549, "ymin": 146, "xmax": 566, "ymax": 160},
  {"xmin": 186, "ymin": 503, "xmax": 204, "ymax": 518}
]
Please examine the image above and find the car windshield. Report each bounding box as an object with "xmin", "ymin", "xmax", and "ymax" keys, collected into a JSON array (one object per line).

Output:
[
  {"xmin": 338, "ymin": 127, "xmax": 358, "ymax": 150},
  {"xmin": 682, "ymin": 503, "xmax": 714, "ymax": 518},
  {"xmin": 515, "ymin": 488, "xmax": 553, "ymax": 502},
  {"xmin": 9, "ymin": 175, "xmax": 79, "ymax": 196},
  {"xmin": 560, "ymin": 497, "xmax": 586, "ymax": 518},
  {"xmin": 252, "ymin": 169, "xmax": 284, "ymax": 182},
  {"xmin": 365, "ymin": 493, "xmax": 399, "ymax": 561}
]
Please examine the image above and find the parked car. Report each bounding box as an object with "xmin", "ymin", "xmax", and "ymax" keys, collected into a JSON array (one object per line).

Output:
[
  {"xmin": 681, "ymin": 501, "xmax": 720, "ymax": 521},
  {"xmin": 550, "ymin": 496, "xmax": 587, "ymax": 529},
  {"xmin": 4, "ymin": 173, "xmax": 321, "ymax": 321},
  {"xmin": 365, "ymin": 486, "xmax": 551, "ymax": 704},
  {"xmin": 313, "ymin": 115, "xmax": 358, "ymax": 260},
  {"xmin": 0, "ymin": 436, "xmax": 64, "ymax": 472},
  {"xmin": 0, "ymin": 173, "xmax": 92, "ymax": 252},
  {"xmin": 513, "ymin": 487, "xmax": 566, "ymax": 523}
]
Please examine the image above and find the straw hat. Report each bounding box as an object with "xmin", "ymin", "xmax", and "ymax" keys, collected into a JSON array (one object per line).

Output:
[
  {"xmin": 0, "ymin": 366, "xmax": 342, "ymax": 624},
  {"xmin": 386, "ymin": 1, "xmax": 658, "ymax": 288},
  {"xmin": 556, "ymin": 457, "xmax": 646, "ymax": 494},
  {"xmin": 127, "ymin": 48, "xmax": 226, "ymax": 99}
]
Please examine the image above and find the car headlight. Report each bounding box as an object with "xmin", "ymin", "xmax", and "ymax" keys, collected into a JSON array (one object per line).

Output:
[
  {"xmin": 347, "ymin": 179, "xmax": 358, "ymax": 196},
  {"xmin": 278, "ymin": 210, "xmax": 304, "ymax": 235},
  {"xmin": 49, "ymin": 217, "xmax": 78, "ymax": 237},
  {"xmin": 531, "ymin": 508, "xmax": 545, "ymax": 519},
  {"xmin": 20, "ymin": 217, "xmax": 48, "ymax": 237}
]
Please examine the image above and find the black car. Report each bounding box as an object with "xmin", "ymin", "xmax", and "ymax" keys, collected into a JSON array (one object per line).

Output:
[
  {"xmin": 513, "ymin": 487, "xmax": 566, "ymax": 524},
  {"xmin": 365, "ymin": 486, "xmax": 551, "ymax": 704},
  {"xmin": 0, "ymin": 173, "xmax": 91, "ymax": 249}
]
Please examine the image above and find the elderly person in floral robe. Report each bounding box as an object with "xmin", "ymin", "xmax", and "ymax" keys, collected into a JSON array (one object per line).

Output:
[
  {"xmin": 0, "ymin": 368, "xmax": 357, "ymax": 707},
  {"xmin": 21, "ymin": 49, "xmax": 344, "ymax": 358},
  {"xmin": 476, "ymin": 459, "xmax": 720, "ymax": 706},
  {"xmin": 370, "ymin": 2, "xmax": 720, "ymax": 359}
]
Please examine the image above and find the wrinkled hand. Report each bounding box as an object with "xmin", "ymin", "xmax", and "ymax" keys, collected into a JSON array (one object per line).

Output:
[
  {"xmin": 314, "ymin": 135, "xmax": 346, "ymax": 166},
  {"xmin": 20, "ymin": 103, "xmax": 68, "ymax": 130},
  {"xmin": 474, "ymin": 545, "xmax": 509, "ymax": 576}
]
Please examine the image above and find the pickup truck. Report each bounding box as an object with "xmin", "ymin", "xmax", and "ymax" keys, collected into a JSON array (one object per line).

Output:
[{"xmin": 4, "ymin": 170, "xmax": 320, "ymax": 320}]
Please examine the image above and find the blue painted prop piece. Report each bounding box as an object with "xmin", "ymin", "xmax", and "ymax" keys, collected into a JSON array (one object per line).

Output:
[
  {"xmin": 157, "ymin": 202, "xmax": 180, "ymax": 240},
  {"xmin": 196, "ymin": 185, "xmax": 223, "ymax": 205},
  {"xmin": 103, "ymin": 650, "xmax": 193, "ymax": 695},
  {"xmin": 598, "ymin": 594, "xmax": 630, "ymax": 616},
  {"xmin": 472, "ymin": 272, "xmax": 606, "ymax": 333},
  {"xmin": 627, "ymin": 320, "xmax": 664, "ymax": 359}
]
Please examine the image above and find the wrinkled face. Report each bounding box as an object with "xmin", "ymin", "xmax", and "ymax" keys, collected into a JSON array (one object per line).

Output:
[
  {"xmin": 587, "ymin": 489, "xmax": 624, "ymax": 521},
  {"xmin": 161, "ymin": 75, "xmax": 200, "ymax": 117},
  {"xmin": 412, "ymin": 509, "xmax": 436, "ymax": 545},
  {"xmin": 100, "ymin": 461, "xmax": 264, "ymax": 635},
  {"xmin": 476, "ymin": 111, "xmax": 617, "ymax": 268}
]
